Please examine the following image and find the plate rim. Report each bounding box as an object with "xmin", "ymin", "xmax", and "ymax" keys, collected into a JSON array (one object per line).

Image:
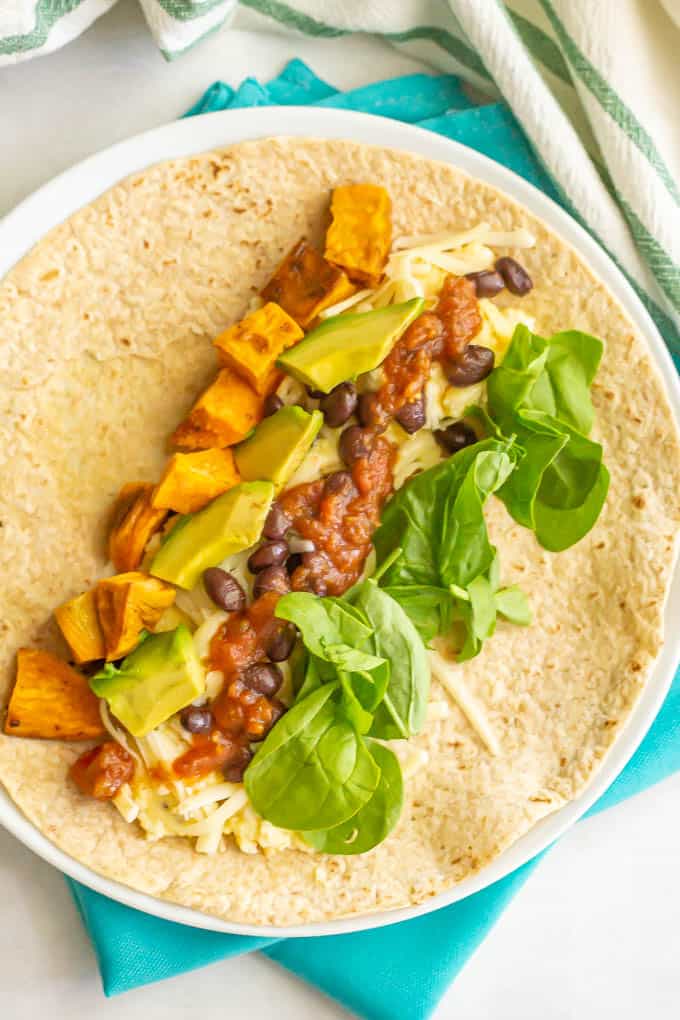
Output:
[{"xmin": 1, "ymin": 105, "xmax": 679, "ymax": 939}]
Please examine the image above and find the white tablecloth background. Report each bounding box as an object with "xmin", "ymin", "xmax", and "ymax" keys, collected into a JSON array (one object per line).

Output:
[{"xmin": 2, "ymin": 4, "xmax": 680, "ymax": 1017}]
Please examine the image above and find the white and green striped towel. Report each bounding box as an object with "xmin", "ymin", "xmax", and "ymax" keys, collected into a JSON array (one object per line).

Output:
[{"xmin": 3, "ymin": 1, "xmax": 679, "ymax": 330}]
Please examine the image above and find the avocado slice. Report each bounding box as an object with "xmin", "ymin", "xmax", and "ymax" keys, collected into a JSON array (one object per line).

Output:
[
  {"xmin": 277, "ymin": 298, "xmax": 425, "ymax": 393},
  {"xmin": 150, "ymin": 481, "xmax": 274, "ymax": 590},
  {"xmin": 234, "ymin": 406, "xmax": 323, "ymax": 493},
  {"xmin": 90, "ymin": 626, "xmax": 204, "ymax": 737}
]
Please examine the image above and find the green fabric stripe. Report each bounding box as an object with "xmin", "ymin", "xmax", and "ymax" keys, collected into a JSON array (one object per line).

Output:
[
  {"xmin": 241, "ymin": 0, "xmax": 492, "ymax": 81},
  {"xmin": 240, "ymin": 0, "xmax": 346, "ymax": 37},
  {"xmin": 0, "ymin": 0, "xmax": 86, "ymax": 55},
  {"xmin": 384, "ymin": 26, "xmax": 491, "ymax": 82},
  {"xmin": 538, "ymin": 0, "xmax": 680, "ymax": 204},
  {"xmin": 507, "ymin": 9, "xmax": 572, "ymax": 86},
  {"xmin": 617, "ymin": 198, "xmax": 680, "ymax": 312},
  {"xmin": 156, "ymin": 0, "xmax": 228, "ymax": 22}
]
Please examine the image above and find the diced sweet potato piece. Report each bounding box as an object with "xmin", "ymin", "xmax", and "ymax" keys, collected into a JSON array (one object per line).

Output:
[
  {"xmin": 4, "ymin": 649, "xmax": 105, "ymax": 740},
  {"xmin": 325, "ymin": 185, "xmax": 392, "ymax": 286},
  {"xmin": 261, "ymin": 239, "xmax": 356, "ymax": 327},
  {"xmin": 55, "ymin": 589, "xmax": 105, "ymax": 664},
  {"xmin": 152, "ymin": 449, "xmax": 240, "ymax": 515},
  {"xmin": 213, "ymin": 303, "xmax": 304, "ymax": 394},
  {"xmin": 171, "ymin": 369, "xmax": 265, "ymax": 450},
  {"xmin": 109, "ymin": 483, "xmax": 169, "ymax": 573},
  {"xmin": 95, "ymin": 572, "xmax": 176, "ymax": 661}
]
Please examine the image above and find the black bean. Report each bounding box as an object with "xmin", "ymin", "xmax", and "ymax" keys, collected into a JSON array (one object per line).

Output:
[
  {"xmin": 180, "ymin": 705, "xmax": 213, "ymax": 735},
  {"xmin": 445, "ymin": 345, "xmax": 495, "ymax": 387},
  {"xmin": 465, "ymin": 269, "xmax": 505, "ymax": 299},
  {"xmin": 339, "ymin": 425, "xmax": 370, "ymax": 466},
  {"xmin": 248, "ymin": 541, "xmax": 289, "ymax": 573},
  {"xmin": 356, "ymin": 391, "xmax": 379, "ymax": 428},
  {"xmin": 319, "ymin": 382, "xmax": 357, "ymax": 428},
  {"xmin": 202, "ymin": 567, "xmax": 246, "ymax": 612},
  {"xmin": 268, "ymin": 698, "xmax": 287, "ymax": 728},
  {"xmin": 266, "ymin": 622, "xmax": 298, "ymax": 662},
  {"xmin": 286, "ymin": 552, "xmax": 303, "ymax": 575},
  {"xmin": 242, "ymin": 661, "xmax": 283, "ymax": 696},
  {"xmin": 263, "ymin": 502, "xmax": 291, "ymax": 541},
  {"xmin": 223, "ymin": 745, "xmax": 253, "ymax": 783},
  {"xmin": 395, "ymin": 393, "xmax": 426, "ymax": 434},
  {"xmin": 263, "ymin": 393, "xmax": 284, "ymax": 417},
  {"xmin": 306, "ymin": 386, "xmax": 325, "ymax": 399},
  {"xmin": 435, "ymin": 421, "xmax": 478, "ymax": 455},
  {"xmin": 253, "ymin": 565, "xmax": 291, "ymax": 599},
  {"xmin": 495, "ymin": 257, "xmax": 533, "ymax": 296},
  {"xmin": 323, "ymin": 470, "xmax": 356, "ymax": 499},
  {"xmin": 300, "ymin": 552, "xmax": 329, "ymax": 596}
]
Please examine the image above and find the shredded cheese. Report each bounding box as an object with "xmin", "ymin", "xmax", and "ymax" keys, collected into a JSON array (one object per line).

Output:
[
  {"xmin": 429, "ymin": 649, "xmax": 501, "ymax": 756},
  {"xmin": 181, "ymin": 789, "xmax": 249, "ymax": 836},
  {"xmin": 392, "ymin": 428, "xmax": 442, "ymax": 489},
  {"xmin": 287, "ymin": 429, "xmax": 343, "ymax": 486},
  {"xmin": 94, "ymin": 218, "xmax": 538, "ymax": 858},
  {"xmin": 175, "ymin": 781, "xmax": 244, "ymax": 819},
  {"xmin": 99, "ymin": 700, "xmax": 143, "ymax": 767},
  {"xmin": 193, "ymin": 611, "xmax": 228, "ymax": 665},
  {"xmin": 393, "ymin": 224, "xmax": 536, "ymax": 253},
  {"xmin": 112, "ymin": 783, "xmax": 139, "ymax": 823},
  {"xmin": 318, "ymin": 288, "xmax": 374, "ymax": 319}
]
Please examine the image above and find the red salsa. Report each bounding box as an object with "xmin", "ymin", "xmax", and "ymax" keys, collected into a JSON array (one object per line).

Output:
[
  {"xmin": 364, "ymin": 275, "xmax": 482, "ymax": 429},
  {"xmin": 171, "ymin": 593, "xmax": 284, "ymax": 781},
  {"xmin": 70, "ymin": 740, "xmax": 135, "ymax": 800},
  {"xmin": 280, "ymin": 434, "xmax": 395, "ymax": 596}
]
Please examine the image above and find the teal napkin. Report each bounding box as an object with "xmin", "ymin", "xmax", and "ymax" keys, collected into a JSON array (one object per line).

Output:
[{"xmin": 67, "ymin": 61, "xmax": 680, "ymax": 1016}]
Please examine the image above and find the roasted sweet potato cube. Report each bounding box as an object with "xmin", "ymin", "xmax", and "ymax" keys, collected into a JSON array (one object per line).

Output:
[
  {"xmin": 109, "ymin": 483, "xmax": 169, "ymax": 573},
  {"xmin": 261, "ymin": 239, "xmax": 356, "ymax": 327},
  {"xmin": 171, "ymin": 369, "xmax": 265, "ymax": 450},
  {"xmin": 152, "ymin": 448, "xmax": 240, "ymax": 515},
  {"xmin": 95, "ymin": 572, "xmax": 176, "ymax": 661},
  {"xmin": 55, "ymin": 589, "xmax": 105, "ymax": 664},
  {"xmin": 213, "ymin": 303, "xmax": 303, "ymax": 394},
  {"xmin": 5, "ymin": 649, "xmax": 105, "ymax": 740},
  {"xmin": 325, "ymin": 185, "xmax": 392, "ymax": 286}
]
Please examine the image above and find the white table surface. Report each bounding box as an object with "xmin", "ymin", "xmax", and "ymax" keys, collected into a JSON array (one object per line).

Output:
[{"xmin": 2, "ymin": 4, "xmax": 680, "ymax": 1017}]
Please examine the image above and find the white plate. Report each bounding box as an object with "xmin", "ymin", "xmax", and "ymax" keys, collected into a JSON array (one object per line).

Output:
[{"xmin": 1, "ymin": 107, "xmax": 679, "ymax": 939}]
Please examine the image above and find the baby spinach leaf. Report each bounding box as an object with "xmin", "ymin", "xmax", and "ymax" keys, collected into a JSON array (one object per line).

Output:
[
  {"xmin": 353, "ymin": 580, "xmax": 430, "ymax": 738},
  {"xmin": 338, "ymin": 672, "xmax": 374, "ymax": 734},
  {"xmin": 373, "ymin": 438, "xmax": 516, "ymax": 591},
  {"xmin": 303, "ymin": 742, "xmax": 404, "ymax": 855},
  {"xmin": 373, "ymin": 439, "xmax": 524, "ymax": 656},
  {"xmin": 289, "ymin": 641, "xmax": 308, "ymax": 697},
  {"xmin": 486, "ymin": 324, "xmax": 609, "ymax": 549},
  {"xmin": 438, "ymin": 447, "xmax": 515, "ymax": 589},
  {"xmin": 525, "ymin": 330, "xmax": 603, "ymax": 433},
  {"xmin": 534, "ymin": 460, "xmax": 610, "ymax": 552},
  {"xmin": 323, "ymin": 643, "xmax": 386, "ymax": 674},
  {"xmin": 494, "ymin": 586, "xmax": 532, "ymax": 625},
  {"xmin": 377, "ymin": 584, "xmax": 454, "ymax": 644},
  {"xmin": 276, "ymin": 593, "xmax": 384, "ymax": 676},
  {"xmin": 294, "ymin": 652, "xmax": 322, "ymax": 701},
  {"xmin": 326, "ymin": 598, "xmax": 374, "ymax": 646},
  {"xmin": 275, "ymin": 592, "xmax": 347, "ymax": 658},
  {"xmin": 244, "ymin": 684, "xmax": 380, "ymax": 831},
  {"xmin": 454, "ymin": 573, "xmax": 497, "ymax": 662}
]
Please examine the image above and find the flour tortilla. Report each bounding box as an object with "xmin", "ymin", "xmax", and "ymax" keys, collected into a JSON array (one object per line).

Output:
[{"xmin": 0, "ymin": 139, "xmax": 679, "ymax": 927}]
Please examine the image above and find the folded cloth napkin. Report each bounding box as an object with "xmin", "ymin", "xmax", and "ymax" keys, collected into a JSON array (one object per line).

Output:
[
  {"xmin": 65, "ymin": 61, "xmax": 680, "ymax": 1016},
  {"xmin": 3, "ymin": 2, "xmax": 679, "ymax": 348}
]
